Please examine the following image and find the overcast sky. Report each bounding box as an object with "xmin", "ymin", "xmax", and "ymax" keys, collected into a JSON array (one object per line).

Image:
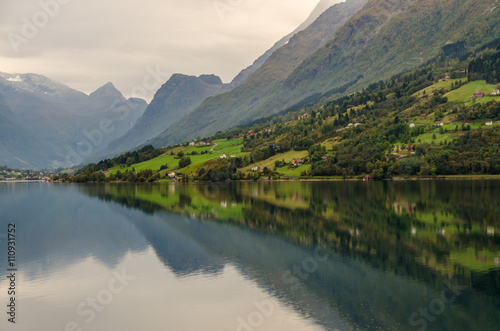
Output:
[{"xmin": 0, "ymin": 0, "xmax": 321, "ymax": 101}]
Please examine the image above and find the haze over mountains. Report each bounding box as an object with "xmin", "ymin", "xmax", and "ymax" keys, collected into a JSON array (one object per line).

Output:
[
  {"xmin": 2, "ymin": 0, "xmax": 499, "ymax": 170},
  {"xmin": 89, "ymin": 0, "xmax": 345, "ymax": 162},
  {"xmin": 0, "ymin": 72, "xmax": 146, "ymax": 169},
  {"xmin": 151, "ymin": 0, "xmax": 500, "ymax": 147}
]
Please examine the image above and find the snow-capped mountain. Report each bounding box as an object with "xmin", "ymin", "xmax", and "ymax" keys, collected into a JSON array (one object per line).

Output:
[{"xmin": 0, "ymin": 72, "xmax": 147, "ymax": 169}]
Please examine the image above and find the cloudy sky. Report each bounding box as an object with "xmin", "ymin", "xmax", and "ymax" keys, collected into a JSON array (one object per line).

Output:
[{"xmin": 0, "ymin": 0, "xmax": 321, "ymax": 101}]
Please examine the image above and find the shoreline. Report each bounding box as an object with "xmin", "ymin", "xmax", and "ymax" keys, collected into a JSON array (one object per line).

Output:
[
  {"xmin": 0, "ymin": 180, "xmax": 47, "ymax": 183},
  {"xmin": 51, "ymin": 175, "xmax": 500, "ymax": 184}
]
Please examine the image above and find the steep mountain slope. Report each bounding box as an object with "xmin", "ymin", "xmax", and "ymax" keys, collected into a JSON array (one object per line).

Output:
[
  {"xmin": 285, "ymin": 0, "xmax": 500, "ymax": 93},
  {"xmin": 71, "ymin": 82, "xmax": 147, "ymax": 154},
  {"xmin": 0, "ymin": 73, "xmax": 146, "ymax": 168},
  {"xmin": 0, "ymin": 92, "xmax": 56, "ymax": 169},
  {"xmin": 92, "ymin": 1, "xmax": 343, "ymax": 161},
  {"xmin": 229, "ymin": 0, "xmax": 344, "ymax": 87},
  {"xmin": 151, "ymin": 0, "xmax": 500, "ymax": 147},
  {"xmin": 148, "ymin": 0, "xmax": 369, "ymax": 147},
  {"xmin": 89, "ymin": 74, "xmax": 230, "ymax": 161}
]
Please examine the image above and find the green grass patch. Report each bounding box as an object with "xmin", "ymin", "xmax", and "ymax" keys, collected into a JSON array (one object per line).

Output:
[
  {"xmin": 412, "ymin": 78, "xmax": 467, "ymax": 98},
  {"xmin": 276, "ymin": 164, "xmax": 312, "ymax": 177},
  {"xmin": 446, "ymin": 80, "xmax": 499, "ymax": 103},
  {"xmin": 241, "ymin": 150, "xmax": 309, "ymax": 173}
]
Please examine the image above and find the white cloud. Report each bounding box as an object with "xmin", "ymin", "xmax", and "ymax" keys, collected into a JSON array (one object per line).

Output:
[{"xmin": 0, "ymin": 0, "xmax": 320, "ymax": 101}]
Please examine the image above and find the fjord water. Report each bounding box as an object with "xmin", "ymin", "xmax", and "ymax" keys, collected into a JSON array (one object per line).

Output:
[{"xmin": 0, "ymin": 181, "xmax": 499, "ymax": 331}]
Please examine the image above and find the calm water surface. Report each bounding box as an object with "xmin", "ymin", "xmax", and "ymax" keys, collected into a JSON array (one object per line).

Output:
[{"xmin": 0, "ymin": 181, "xmax": 499, "ymax": 331}]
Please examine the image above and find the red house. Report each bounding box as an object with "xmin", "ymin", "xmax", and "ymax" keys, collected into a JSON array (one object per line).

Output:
[
  {"xmin": 206, "ymin": 141, "xmax": 213, "ymax": 146},
  {"xmin": 474, "ymin": 92, "xmax": 486, "ymax": 98},
  {"xmin": 247, "ymin": 131, "xmax": 255, "ymax": 136},
  {"xmin": 292, "ymin": 159, "xmax": 304, "ymax": 166}
]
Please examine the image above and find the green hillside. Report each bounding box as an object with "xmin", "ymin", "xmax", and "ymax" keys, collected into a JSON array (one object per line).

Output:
[
  {"xmin": 446, "ymin": 80, "xmax": 498, "ymax": 103},
  {"xmin": 67, "ymin": 52, "xmax": 500, "ymax": 183},
  {"xmin": 147, "ymin": 0, "xmax": 369, "ymax": 147},
  {"xmin": 149, "ymin": 0, "xmax": 500, "ymax": 148}
]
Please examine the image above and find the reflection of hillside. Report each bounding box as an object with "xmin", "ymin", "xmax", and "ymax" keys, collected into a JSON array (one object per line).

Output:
[
  {"xmin": 129, "ymin": 211, "xmax": 226, "ymax": 276},
  {"xmin": 79, "ymin": 181, "xmax": 500, "ymax": 301},
  {"xmin": 79, "ymin": 182, "xmax": 500, "ymax": 330}
]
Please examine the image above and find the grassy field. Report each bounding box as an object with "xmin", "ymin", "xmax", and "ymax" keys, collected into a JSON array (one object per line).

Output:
[
  {"xmin": 276, "ymin": 164, "xmax": 312, "ymax": 176},
  {"xmin": 241, "ymin": 150, "xmax": 309, "ymax": 174},
  {"xmin": 109, "ymin": 138, "xmax": 249, "ymax": 176},
  {"xmin": 413, "ymin": 78, "xmax": 467, "ymax": 97},
  {"xmin": 446, "ymin": 80, "xmax": 499, "ymax": 103}
]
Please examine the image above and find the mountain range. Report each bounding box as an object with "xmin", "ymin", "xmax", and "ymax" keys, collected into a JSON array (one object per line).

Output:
[
  {"xmin": 149, "ymin": 0, "xmax": 500, "ymax": 147},
  {"xmin": 0, "ymin": 72, "xmax": 146, "ymax": 169},
  {"xmin": 88, "ymin": 0, "xmax": 346, "ymax": 162},
  {"xmin": 148, "ymin": 0, "xmax": 369, "ymax": 147},
  {"xmin": 2, "ymin": 0, "xmax": 499, "ymax": 170}
]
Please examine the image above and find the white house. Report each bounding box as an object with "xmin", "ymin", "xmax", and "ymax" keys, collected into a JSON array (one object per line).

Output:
[
  {"xmin": 486, "ymin": 121, "xmax": 493, "ymax": 126},
  {"xmin": 189, "ymin": 141, "xmax": 195, "ymax": 146},
  {"xmin": 220, "ymin": 154, "xmax": 227, "ymax": 159},
  {"xmin": 251, "ymin": 166, "xmax": 259, "ymax": 172},
  {"xmin": 168, "ymin": 172, "xmax": 176, "ymax": 178},
  {"xmin": 492, "ymin": 89, "xmax": 500, "ymax": 96},
  {"xmin": 410, "ymin": 123, "xmax": 416, "ymax": 128}
]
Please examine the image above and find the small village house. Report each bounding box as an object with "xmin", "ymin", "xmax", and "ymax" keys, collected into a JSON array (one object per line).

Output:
[
  {"xmin": 474, "ymin": 92, "xmax": 486, "ymax": 98},
  {"xmin": 486, "ymin": 121, "xmax": 493, "ymax": 126},
  {"xmin": 492, "ymin": 90, "xmax": 500, "ymax": 96},
  {"xmin": 409, "ymin": 123, "xmax": 415, "ymax": 128},
  {"xmin": 189, "ymin": 141, "xmax": 195, "ymax": 146},
  {"xmin": 206, "ymin": 141, "xmax": 213, "ymax": 146},
  {"xmin": 251, "ymin": 166, "xmax": 259, "ymax": 172},
  {"xmin": 220, "ymin": 154, "xmax": 226, "ymax": 159},
  {"xmin": 247, "ymin": 130, "xmax": 255, "ymax": 136},
  {"xmin": 292, "ymin": 159, "xmax": 304, "ymax": 166}
]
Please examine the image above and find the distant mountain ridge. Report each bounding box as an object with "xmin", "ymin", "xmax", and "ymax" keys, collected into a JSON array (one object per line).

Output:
[
  {"xmin": 87, "ymin": 74, "xmax": 230, "ymax": 162},
  {"xmin": 0, "ymin": 73, "xmax": 147, "ymax": 169},
  {"xmin": 89, "ymin": 0, "xmax": 344, "ymax": 161},
  {"xmin": 148, "ymin": 0, "xmax": 369, "ymax": 147},
  {"xmin": 229, "ymin": 0, "xmax": 344, "ymax": 87},
  {"xmin": 0, "ymin": 91, "xmax": 56, "ymax": 169}
]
